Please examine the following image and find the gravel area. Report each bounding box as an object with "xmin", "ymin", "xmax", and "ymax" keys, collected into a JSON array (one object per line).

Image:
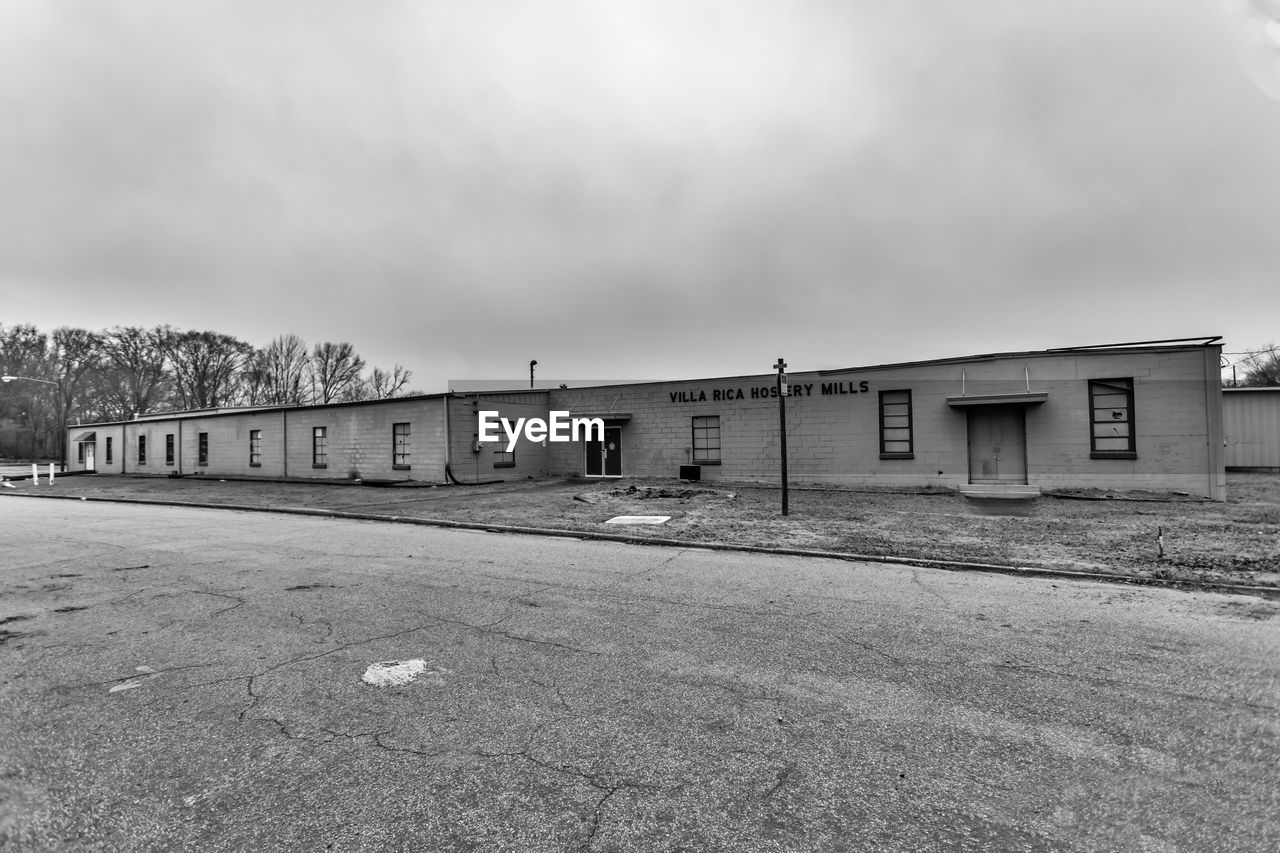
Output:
[{"xmin": 4, "ymin": 469, "xmax": 1278, "ymax": 589}]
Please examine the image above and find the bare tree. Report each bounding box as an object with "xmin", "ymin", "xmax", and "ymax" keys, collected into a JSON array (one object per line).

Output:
[
  {"xmin": 0, "ymin": 323, "xmax": 49, "ymax": 375},
  {"xmin": 166, "ymin": 330, "xmax": 253, "ymax": 409},
  {"xmin": 48, "ymin": 327, "xmax": 104, "ymax": 464},
  {"xmin": 310, "ymin": 341, "xmax": 367, "ymax": 404},
  {"xmin": 0, "ymin": 323, "xmax": 52, "ymax": 457},
  {"xmin": 254, "ymin": 334, "xmax": 312, "ymax": 405},
  {"xmin": 366, "ymin": 364, "xmax": 413, "ymax": 399},
  {"xmin": 96, "ymin": 325, "xmax": 172, "ymax": 419},
  {"xmin": 238, "ymin": 353, "xmax": 271, "ymax": 406},
  {"xmin": 1237, "ymin": 343, "xmax": 1280, "ymax": 387}
]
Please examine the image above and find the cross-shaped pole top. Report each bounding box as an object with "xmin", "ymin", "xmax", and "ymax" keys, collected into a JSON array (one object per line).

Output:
[{"xmin": 774, "ymin": 358, "xmax": 787, "ymax": 372}]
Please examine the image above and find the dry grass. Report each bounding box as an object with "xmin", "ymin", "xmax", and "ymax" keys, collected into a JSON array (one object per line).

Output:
[{"xmin": 6, "ymin": 470, "xmax": 1278, "ymax": 588}]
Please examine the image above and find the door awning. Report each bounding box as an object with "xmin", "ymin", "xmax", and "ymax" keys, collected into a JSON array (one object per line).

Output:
[
  {"xmin": 73, "ymin": 431, "xmax": 97, "ymax": 442},
  {"xmin": 946, "ymin": 393, "xmax": 1049, "ymax": 408},
  {"xmin": 572, "ymin": 413, "xmax": 632, "ymax": 423}
]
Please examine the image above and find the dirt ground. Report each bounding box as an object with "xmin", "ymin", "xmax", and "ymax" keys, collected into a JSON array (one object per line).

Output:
[{"xmin": 4, "ymin": 469, "xmax": 1278, "ymax": 589}]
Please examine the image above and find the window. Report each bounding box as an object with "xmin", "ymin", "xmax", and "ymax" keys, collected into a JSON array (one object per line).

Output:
[
  {"xmin": 1089, "ymin": 378, "xmax": 1136, "ymax": 459},
  {"xmin": 138, "ymin": 435, "xmax": 147, "ymax": 464},
  {"xmin": 312, "ymin": 427, "xmax": 328, "ymax": 468},
  {"xmin": 692, "ymin": 416, "xmax": 721, "ymax": 464},
  {"xmin": 879, "ymin": 390, "xmax": 914, "ymax": 459},
  {"xmin": 165, "ymin": 434, "xmax": 175, "ymax": 465},
  {"xmin": 198, "ymin": 433, "xmax": 208, "ymax": 467},
  {"xmin": 106, "ymin": 437, "xmax": 113, "ymax": 465},
  {"xmin": 77, "ymin": 442, "xmax": 85, "ymax": 463},
  {"xmin": 393, "ymin": 423, "xmax": 411, "ymax": 469},
  {"xmin": 249, "ymin": 429, "xmax": 261, "ymax": 467},
  {"xmin": 493, "ymin": 419, "xmax": 515, "ymax": 468}
]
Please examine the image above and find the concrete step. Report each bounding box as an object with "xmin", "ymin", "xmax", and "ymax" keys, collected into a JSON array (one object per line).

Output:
[{"xmin": 959, "ymin": 484, "xmax": 1041, "ymax": 500}]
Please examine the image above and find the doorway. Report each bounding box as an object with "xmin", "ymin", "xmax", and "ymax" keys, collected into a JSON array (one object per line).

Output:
[
  {"xmin": 585, "ymin": 426, "xmax": 622, "ymax": 477},
  {"xmin": 967, "ymin": 406, "xmax": 1026, "ymax": 484}
]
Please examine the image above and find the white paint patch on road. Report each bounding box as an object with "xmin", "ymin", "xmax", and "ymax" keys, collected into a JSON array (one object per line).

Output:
[
  {"xmin": 108, "ymin": 665, "xmax": 160, "ymax": 693},
  {"xmin": 605, "ymin": 515, "xmax": 672, "ymax": 525},
  {"xmin": 361, "ymin": 659, "xmax": 428, "ymax": 687}
]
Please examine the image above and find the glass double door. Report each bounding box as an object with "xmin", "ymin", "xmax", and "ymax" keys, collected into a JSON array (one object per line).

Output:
[{"xmin": 585, "ymin": 426, "xmax": 622, "ymax": 477}]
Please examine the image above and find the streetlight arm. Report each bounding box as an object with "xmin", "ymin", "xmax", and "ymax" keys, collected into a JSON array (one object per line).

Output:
[
  {"xmin": 2, "ymin": 374, "xmax": 66, "ymax": 472},
  {"xmin": 1, "ymin": 375, "xmax": 59, "ymax": 385}
]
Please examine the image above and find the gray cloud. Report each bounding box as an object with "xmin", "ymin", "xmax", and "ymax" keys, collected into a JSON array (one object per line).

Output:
[{"xmin": 2, "ymin": 0, "xmax": 1278, "ymax": 389}]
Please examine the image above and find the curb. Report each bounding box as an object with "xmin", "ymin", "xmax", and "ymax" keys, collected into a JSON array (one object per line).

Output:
[{"xmin": 5, "ymin": 491, "xmax": 1276, "ymax": 600}]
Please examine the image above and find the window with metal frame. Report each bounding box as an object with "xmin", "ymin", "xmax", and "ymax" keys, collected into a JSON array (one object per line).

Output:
[
  {"xmin": 165, "ymin": 434, "xmax": 175, "ymax": 465},
  {"xmin": 77, "ymin": 442, "xmax": 85, "ymax": 463},
  {"xmin": 249, "ymin": 429, "xmax": 262, "ymax": 467},
  {"xmin": 1089, "ymin": 378, "xmax": 1136, "ymax": 458},
  {"xmin": 106, "ymin": 436, "xmax": 113, "ymax": 465},
  {"xmin": 138, "ymin": 435, "xmax": 147, "ymax": 464},
  {"xmin": 879, "ymin": 390, "xmax": 914, "ymax": 459},
  {"xmin": 312, "ymin": 426, "xmax": 328, "ymax": 468},
  {"xmin": 198, "ymin": 432, "xmax": 209, "ymax": 467},
  {"xmin": 493, "ymin": 418, "xmax": 515, "ymax": 468},
  {"xmin": 692, "ymin": 415, "xmax": 721, "ymax": 464},
  {"xmin": 393, "ymin": 422, "xmax": 411, "ymax": 469}
]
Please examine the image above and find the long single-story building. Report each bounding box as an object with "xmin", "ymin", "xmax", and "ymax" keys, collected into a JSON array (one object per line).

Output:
[{"xmin": 65, "ymin": 336, "xmax": 1228, "ymax": 500}]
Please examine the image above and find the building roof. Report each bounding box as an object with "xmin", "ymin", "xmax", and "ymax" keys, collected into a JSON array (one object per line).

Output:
[{"xmin": 69, "ymin": 336, "xmax": 1224, "ymax": 429}]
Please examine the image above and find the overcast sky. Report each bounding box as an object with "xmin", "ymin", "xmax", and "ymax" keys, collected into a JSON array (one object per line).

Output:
[{"xmin": 3, "ymin": 0, "xmax": 1280, "ymax": 390}]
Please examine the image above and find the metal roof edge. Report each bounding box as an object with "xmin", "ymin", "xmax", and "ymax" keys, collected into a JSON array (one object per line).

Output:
[
  {"xmin": 815, "ymin": 336, "xmax": 1224, "ymax": 378},
  {"xmin": 65, "ymin": 392, "xmax": 452, "ymax": 428}
]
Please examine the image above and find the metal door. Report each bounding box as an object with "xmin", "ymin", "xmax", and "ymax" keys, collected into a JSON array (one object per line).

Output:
[
  {"xmin": 603, "ymin": 427, "xmax": 622, "ymax": 476},
  {"xmin": 967, "ymin": 407, "xmax": 1026, "ymax": 483},
  {"xmin": 585, "ymin": 435, "xmax": 603, "ymax": 476},
  {"xmin": 585, "ymin": 427, "xmax": 622, "ymax": 477}
]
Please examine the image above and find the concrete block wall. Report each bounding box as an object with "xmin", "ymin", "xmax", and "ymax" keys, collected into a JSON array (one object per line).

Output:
[
  {"xmin": 446, "ymin": 391, "xmax": 552, "ymax": 484},
  {"xmin": 66, "ymin": 423, "xmax": 127, "ymax": 473},
  {"xmin": 122, "ymin": 421, "xmax": 179, "ymax": 475},
  {"xmin": 282, "ymin": 398, "xmax": 448, "ymax": 482},
  {"xmin": 543, "ymin": 373, "xmax": 971, "ymax": 488},
  {"xmin": 159, "ymin": 411, "xmax": 289, "ymax": 478},
  {"xmin": 68, "ymin": 398, "xmax": 451, "ymax": 483},
  {"xmin": 66, "ymin": 344, "xmax": 1225, "ymax": 498},
  {"xmin": 540, "ymin": 345, "xmax": 1223, "ymax": 498}
]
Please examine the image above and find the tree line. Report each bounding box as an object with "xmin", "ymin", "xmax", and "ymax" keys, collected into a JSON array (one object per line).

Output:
[{"xmin": 0, "ymin": 324, "xmax": 416, "ymax": 460}]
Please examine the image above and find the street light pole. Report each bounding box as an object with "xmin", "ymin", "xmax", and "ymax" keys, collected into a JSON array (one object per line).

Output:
[
  {"xmin": 1, "ymin": 375, "xmax": 63, "ymax": 470},
  {"xmin": 774, "ymin": 358, "xmax": 789, "ymax": 516}
]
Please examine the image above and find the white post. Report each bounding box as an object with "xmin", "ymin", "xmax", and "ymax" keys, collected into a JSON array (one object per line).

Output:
[
  {"xmin": 48, "ymin": 463, "xmax": 55, "ymax": 485},
  {"xmin": 32, "ymin": 463, "xmax": 39, "ymax": 485}
]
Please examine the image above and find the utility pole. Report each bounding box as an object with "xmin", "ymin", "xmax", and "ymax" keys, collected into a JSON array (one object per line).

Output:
[{"xmin": 774, "ymin": 358, "xmax": 789, "ymax": 516}]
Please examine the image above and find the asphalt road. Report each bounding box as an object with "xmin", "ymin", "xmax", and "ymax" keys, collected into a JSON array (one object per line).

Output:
[{"xmin": 1, "ymin": 498, "xmax": 1277, "ymax": 852}]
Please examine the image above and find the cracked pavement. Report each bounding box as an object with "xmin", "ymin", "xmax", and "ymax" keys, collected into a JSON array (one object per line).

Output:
[{"xmin": 1, "ymin": 498, "xmax": 1278, "ymax": 852}]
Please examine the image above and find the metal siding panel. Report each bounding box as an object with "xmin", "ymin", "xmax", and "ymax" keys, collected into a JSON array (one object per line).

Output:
[{"xmin": 1225, "ymin": 392, "xmax": 1280, "ymax": 467}]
